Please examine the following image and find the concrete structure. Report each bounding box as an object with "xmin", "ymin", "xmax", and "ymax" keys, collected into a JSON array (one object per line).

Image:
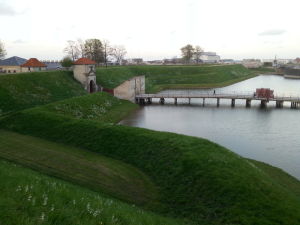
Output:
[
  {"xmin": 73, "ymin": 58, "xmax": 98, "ymax": 93},
  {"xmin": 0, "ymin": 56, "xmax": 27, "ymax": 74},
  {"xmin": 242, "ymin": 59, "xmax": 263, "ymax": 68},
  {"xmin": 114, "ymin": 76, "xmax": 145, "ymax": 101},
  {"xmin": 21, "ymin": 58, "xmax": 47, "ymax": 72},
  {"xmin": 200, "ymin": 52, "xmax": 220, "ymax": 63}
]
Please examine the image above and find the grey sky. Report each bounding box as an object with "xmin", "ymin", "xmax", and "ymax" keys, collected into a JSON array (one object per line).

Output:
[{"xmin": 1, "ymin": 0, "xmax": 300, "ymax": 60}]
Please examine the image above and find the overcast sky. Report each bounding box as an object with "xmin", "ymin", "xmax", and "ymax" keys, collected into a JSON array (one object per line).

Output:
[{"xmin": 1, "ymin": 0, "xmax": 300, "ymax": 60}]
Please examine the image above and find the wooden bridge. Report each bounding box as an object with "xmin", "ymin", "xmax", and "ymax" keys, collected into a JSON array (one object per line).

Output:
[{"xmin": 135, "ymin": 92, "xmax": 300, "ymax": 108}]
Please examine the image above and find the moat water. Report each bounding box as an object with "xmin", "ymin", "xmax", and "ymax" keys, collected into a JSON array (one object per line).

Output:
[{"xmin": 120, "ymin": 75, "xmax": 300, "ymax": 180}]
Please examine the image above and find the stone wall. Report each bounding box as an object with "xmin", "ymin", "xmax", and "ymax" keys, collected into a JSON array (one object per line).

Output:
[
  {"xmin": 114, "ymin": 76, "xmax": 145, "ymax": 101},
  {"xmin": 0, "ymin": 66, "xmax": 22, "ymax": 74}
]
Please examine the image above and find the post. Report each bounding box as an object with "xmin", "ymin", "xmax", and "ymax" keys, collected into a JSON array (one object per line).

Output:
[
  {"xmin": 231, "ymin": 99, "xmax": 235, "ymax": 107},
  {"xmin": 188, "ymin": 98, "xmax": 191, "ymax": 104},
  {"xmin": 276, "ymin": 101, "xmax": 283, "ymax": 108},
  {"xmin": 147, "ymin": 97, "xmax": 152, "ymax": 104},
  {"xmin": 160, "ymin": 98, "xmax": 165, "ymax": 104},
  {"xmin": 217, "ymin": 98, "xmax": 220, "ymax": 107},
  {"xmin": 246, "ymin": 99, "xmax": 251, "ymax": 107},
  {"xmin": 261, "ymin": 100, "xmax": 267, "ymax": 108},
  {"xmin": 174, "ymin": 98, "xmax": 177, "ymax": 105},
  {"xmin": 203, "ymin": 98, "xmax": 205, "ymax": 106}
]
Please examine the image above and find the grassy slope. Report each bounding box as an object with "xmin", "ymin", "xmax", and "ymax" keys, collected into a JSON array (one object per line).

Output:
[
  {"xmin": 2, "ymin": 109, "xmax": 300, "ymax": 225},
  {"xmin": 96, "ymin": 64, "xmax": 256, "ymax": 93},
  {"xmin": 0, "ymin": 159, "xmax": 184, "ymax": 225},
  {"xmin": 0, "ymin": 130, "xmax": 157, "ymax": 206},
  {"xmin": 0, "ymin": 71, "xmax": 86, "ymax": 115},
  {"xmin": 39, "ymin": 92, "xmax": 138, "ymax": 123}
]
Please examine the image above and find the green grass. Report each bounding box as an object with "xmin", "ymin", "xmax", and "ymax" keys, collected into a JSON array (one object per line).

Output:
[
  {"xmin": 0, "ymin": 71, "xmax": 86, "ymax": 115},
  {"xmin": 96, "ymin": 65, "xmax": 256, "ymax": 93},
  {"xmin": 0, "ymin": 130, "xmax": 157, "ymax": 206},
  {"xmin": 2, "ymin": 109, "xmax": 300, "ymax": 225},
  {"xmin": 39, "ymin": 92, "xmax": 138, "ymax": 123},
  {"xmin": 0, "ymin": 159, "xmax": 185, "ymax": 225}
]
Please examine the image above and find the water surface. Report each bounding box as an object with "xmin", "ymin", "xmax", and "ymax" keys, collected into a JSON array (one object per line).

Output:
[{"xmin": 120, "ymin": 75, "xmax": 300, "ymax": 179}]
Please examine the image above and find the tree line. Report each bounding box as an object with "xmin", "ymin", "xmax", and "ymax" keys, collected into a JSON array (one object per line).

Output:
[{"xmin": 63, "ymin": 39, "xmax": 127, "ymax": 67}]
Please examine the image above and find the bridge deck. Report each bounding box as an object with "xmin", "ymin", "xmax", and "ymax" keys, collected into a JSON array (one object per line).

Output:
[{"xmin": 136, "ymin": 94, "xmax": 300, "ymax": 102}]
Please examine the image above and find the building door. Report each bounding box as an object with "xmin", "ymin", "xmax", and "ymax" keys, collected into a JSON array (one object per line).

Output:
[{"xmin": 89, "ymin": 80, "xmax": 95, "ymax": 93}]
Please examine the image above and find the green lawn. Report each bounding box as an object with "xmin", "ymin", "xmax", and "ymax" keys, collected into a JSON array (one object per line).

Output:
[
  {"xmin": 0, "ymin": 71, "xmax": 86, "ymax": 115},
  {"xmin": 96, "ymin": 64, "xmax": 256, "ymax": 93},
  {"xmin": 0, "ymin": 159, "xmax": 185, "ymax": 225},
  {"xmin": 39, "ymin": 92, "xmax": 138, "ymax": 123},
  {"xmin": 2, "ymin": 108, "xmax": 300, "ymax": 225},
  {"xmin": 0, "ymin": 130, "xmax": 157, "ymax": 206}
]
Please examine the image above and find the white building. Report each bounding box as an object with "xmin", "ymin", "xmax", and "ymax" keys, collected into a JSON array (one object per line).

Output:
[{"xmin": 200, "ymin": 52, "xmax": 220, "ymax": 63}]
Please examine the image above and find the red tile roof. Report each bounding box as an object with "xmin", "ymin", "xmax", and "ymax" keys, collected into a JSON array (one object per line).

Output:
[
  {"xmin": 74, "ymin": 58, "xmax": 96, "ymax": 65},
  {"xmin": 21, "ymin": 58, "xmax": 47, "ymax": 67}
]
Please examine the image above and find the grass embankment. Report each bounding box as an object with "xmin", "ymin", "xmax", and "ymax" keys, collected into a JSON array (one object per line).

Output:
[
  {"xmin": 0, "ymin": 71, "xmax": 86, "ymax": 115},
  {"xmin": 96, "ymin": 64, "xmax": 256, "ymax": 93},
  {"xmin": 2, "ymin": 106, "xmax": 300, "ymax": 225},
  {"xmin": 0, "ymin": 130, "xmax": 157, "ymax": 206},
  {"xmin": 39, "ymin": 92, "xmax": 138, "ymax": 123},
  {"xmin": 0, "ymin": 159, "xmax": 184, "ymax": 225}
]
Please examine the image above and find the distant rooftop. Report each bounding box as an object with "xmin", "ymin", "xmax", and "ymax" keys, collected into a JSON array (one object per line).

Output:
[
  {"xmin": 0, "ymin": 56, "xmax": 27, "ymax": 66},
  {"xmin": 74, "ymin": 58, "xmax": 96, "ymax": 65},
  {"xmin": 21, "ymin": 58, "xmax": 47, "ymax": 67}
]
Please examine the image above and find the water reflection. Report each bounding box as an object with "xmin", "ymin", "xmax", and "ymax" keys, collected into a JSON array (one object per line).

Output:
[{"xmin": 120, "ymin": 75, "xmax": 300, "ymax": 179}]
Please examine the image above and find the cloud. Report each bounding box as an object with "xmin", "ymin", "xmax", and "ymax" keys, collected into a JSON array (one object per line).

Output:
[
  {"xmin": 258, "ymin": 29, "xmax": 286, "ymax": 36},
  {"xmin": 0, "ymin": 3, "xmax": 17, "ymax": 16}
]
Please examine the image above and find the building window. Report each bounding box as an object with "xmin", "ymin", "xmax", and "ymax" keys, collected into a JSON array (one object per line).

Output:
[
  {"xmin": 14, "ymin": 70, "xmax": 16, "ymax": 73},
  {"xmin": 8, "ymin": 70, "xmax": 11, "ymax": 73},
  {"xmin": 28, "ymin": 67, "xmax": 31, "ymax": 71}
]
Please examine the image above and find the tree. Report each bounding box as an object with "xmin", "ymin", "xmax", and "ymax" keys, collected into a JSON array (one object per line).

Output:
[
  {"xmin": 111, "ymin": 45, "xmax": 127, "ymax": 65},
  {"xmin": 64, "ymin": 40, "xmax": 80, "ymax": 61},
  {"xmin": 84, "ymin": 39, "xmax": 104, "ymax": 65},
  {"xmin": 61, "ymin": 56, "xmax": 73, "ymax": 68},
  {"xmin": 0, "ymin": 40, "xmax": 6, "ymax": 59},
  {"xmin": 194, "ymin": 45, "xmax": 203, "ymax": 64},
  {"xmin": 102, "ymin": 40, "xmax": 113, "ymax": 67},
  {"xmin": 181, "ymin": 44, "xmax": 194, "ymax": 64}
]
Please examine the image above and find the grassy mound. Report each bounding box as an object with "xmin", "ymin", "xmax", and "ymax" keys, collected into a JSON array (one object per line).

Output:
[
  {"xmin": 96, "ymin": 65, "xmax": 255, "ymax": 93},
  {"xmin": 0, "ymin": 71, "xmax": 86, "ymax": 115},
  {"xmin": 0, "ymin": 130, "xmax": 157, "ymax": 206},
  {"xmin": 0, "ymin": 159, "xmax": 184, "ymax": 225},
  {"xmin": 39, "ymin": 92, "xmax": 138, "ymax": 123},
  {"xmin": 2, "ymin": 109, "xmax": 300, "ymax": 224}
]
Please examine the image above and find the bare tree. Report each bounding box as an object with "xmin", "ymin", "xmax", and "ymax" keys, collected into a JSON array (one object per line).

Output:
[
  {"xmin": 0, "ymin": 40, "xmax": 7, "ymax": 59},
  {"xmin": 111, "ymin": 45, "xmax": 127, "ymax": 65},
  {"xmin": 102, "ymin": 40, "xmax": 113, "ymax": 67},
  {"xmin": 76, "ymin": 39, "xmax": 86, "ymax": 58},
  {"xmin": 64, "ymin": 40, "xmax": 80, "ymax": 61},
  {"xmin": 194, "ymin": 45, "xmax": 203, "ymax": 64},
  {"xmin": 181, "ymin": 44, "xmax": 194, "ymax": 64}
]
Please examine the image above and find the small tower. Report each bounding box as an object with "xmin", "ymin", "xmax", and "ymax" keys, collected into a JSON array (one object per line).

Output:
[{"xmin": 73, "ymin": 58, "xmax": 98, "ymax": 93}]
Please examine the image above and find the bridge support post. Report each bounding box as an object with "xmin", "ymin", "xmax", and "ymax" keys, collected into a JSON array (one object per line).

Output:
[
  {"xmin": 246, "ymin": 99, "xmax": 251, "ymax": 107},
  {"xmin": 217, "ymin": 98, "xmax": 220, "ymax": 107},
  {"xmin": 147, "ymin": 98, "xmax": 152, "ymax": 104},
  {"xmin": 260, "ymin": 100, "xmax": 267, "ymax": 108},
  {"xmin": 203, "ymin": 98, "xmax": 205, "ymax": 106},
  {"xmin": 135, "ymin": 98, "xmax": 139, "ymax": 104},
  {"xmin": 231, "ymin": 99, "xmax": 235, "ymax": 107},
  {"xmin": 174, "ymin": 98, "xmax": 177, "ymax": 105},
  {"xmin": 188, "ymin": 98, "xmax": 191, "ymax": 104},
  {"xmin": 160, "ymin": 98, "xmax": 165, "ymax": 104},
  {"xmin": 291, "ymin": 102, "xmax": 297, "ymax": 109},
  {"xmin": 276, "ymin": 101, "xmax": 283, "ymax": 108},
  {"xmin": 139, "ymin": 98, "xmax": 145, "ymax": 105}
]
